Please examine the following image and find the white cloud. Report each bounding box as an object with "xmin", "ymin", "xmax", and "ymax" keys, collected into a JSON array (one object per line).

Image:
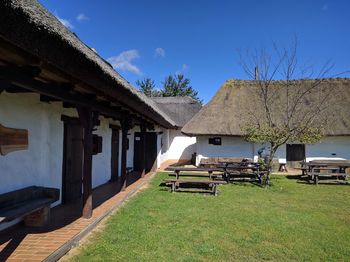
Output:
[
  {"xmin": 76, "ymin": 13, "xmax": 89, "ymax": 22},
  {"xmin": 154, "ymin": 47, "xmax": 165, "ymax": 58},
  {"xmin": 176, "ymin": 63, "xmax": 189, "ymax": 74},
  {"xmin": 55, "ymin": 12, "xmax": 74, "ymax": 30},
  {"xmin": 107, "ymin": 50, "xmax": 141, "ymax": 75},
  {"xmin": 322, "ymin": 4, "xmax": 328, "ymax": 11}
]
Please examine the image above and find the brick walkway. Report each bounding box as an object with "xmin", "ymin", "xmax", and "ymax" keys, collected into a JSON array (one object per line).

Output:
[{"xmin": 0, "ymin": 172, "xmax": 155, "ymax": 262}]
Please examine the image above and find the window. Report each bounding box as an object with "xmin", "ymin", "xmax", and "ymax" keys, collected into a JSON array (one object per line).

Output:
[{"xmin": 209, "ymin": 137, "xmax": 222, "ymax": 146}]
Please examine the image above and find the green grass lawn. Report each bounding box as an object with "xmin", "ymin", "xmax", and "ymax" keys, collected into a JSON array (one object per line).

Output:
[{"xmin": 70, "ymin": 173, "xmax": 350, "ymax": 261}]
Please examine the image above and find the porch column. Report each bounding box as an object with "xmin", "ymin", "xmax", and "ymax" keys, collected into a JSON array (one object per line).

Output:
[
  {"xmin": 77, "ymin": 107, "xmax": 97, "ymax": 219},
  {"xmin": 140, "ymin": 125, "xmax": 146, "ymax": 178},
  {"xmin": 120, "ymin": 117, "xmax": 131, "ymax": 191}
]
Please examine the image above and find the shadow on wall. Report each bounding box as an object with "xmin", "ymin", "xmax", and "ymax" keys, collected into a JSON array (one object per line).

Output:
[{"xmin": 178, "ymin": 143, "xmax": 196, "ymax": 162}]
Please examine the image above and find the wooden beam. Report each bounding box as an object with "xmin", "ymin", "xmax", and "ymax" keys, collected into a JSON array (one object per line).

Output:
[
  {"xmin": 120, "ymin": 117, "xmax": 132, "ymax": 191},
  {"xmin": 0, "ymin": 65, "xmax": 123, "ymax": 119},
  {"xmin": 0, "ymin": 65, "xmax": 173, "ymax": 128},
  {"xmin": 77, "ymin": 107, "xmax": 96, "ymax": 219},
  {"xmin": 140, "ymin": 125, "xmax": 146, "ymax": 178},
  {"xmin": 5, "ymin": 85, "xmax": 33, "ymax": 93},
  {"xmin": 62, "ymin": 102, "xmax": 75, "ymax": 108},
  {"xmin": 0, "ymin": 79, "xmax": 11, "ymax": 94},
  {"xmin": 40, "ymin": 95, "xmax": 61, "ymax": 103}
]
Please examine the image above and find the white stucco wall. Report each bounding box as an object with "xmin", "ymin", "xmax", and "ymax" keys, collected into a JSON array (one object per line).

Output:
[
  {"xmin": 195, "ymin": 135, "xmax": 350, "ymax": 165},
  {"xmin": 159, "ymin": 128, "xmax": 170, "ymax": 164},
  {"xmin": 92, "ymin": 118, "xmax": 112, "ymax": 188},
  {"xmin": 0, "ymin": 92, "xmax": 67, "ymax": 199},
  {"xmin": 168, "ymin": 129, "xmax": 196, "ymax": 160},
  {"xmin": 306, "ymin": 136, "xmax": 350, "ymax": 159},
  {"xmin": 0, "ymin": 92, "xmax": 122, "ymax": 199},
  {"xmin": 196, "ymin": 136, "xmax": 254, "ymax": 165}
]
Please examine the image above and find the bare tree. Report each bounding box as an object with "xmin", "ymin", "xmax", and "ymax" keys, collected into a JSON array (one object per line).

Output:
[{"xmin": 238, "ymin": 38, "xmax": 342, "ymax": 185}]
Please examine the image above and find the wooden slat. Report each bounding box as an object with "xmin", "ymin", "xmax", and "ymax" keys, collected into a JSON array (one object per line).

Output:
[{"xmin": 0, "ymin": 124, "xmax": 28, "ymax": 155}]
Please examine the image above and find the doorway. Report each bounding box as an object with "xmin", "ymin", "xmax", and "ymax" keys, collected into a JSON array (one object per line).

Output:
[
  {"xmin": 286, "ymin": 144, "xmax": 305, "ymax": 162},
  {"xmin": 134, "ymin": 132, "xmax": 158, "ymax": 173},
  {"xmin": 110, "ymin": 128, "xmax": 119, "ymax": 181},
  {"xmin": 61, "ymin": 116, "xmax": 84, "ymax": 204}
]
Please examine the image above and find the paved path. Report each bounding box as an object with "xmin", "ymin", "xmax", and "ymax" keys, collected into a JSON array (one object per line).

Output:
[{"xmin": 0, "ymin": 172, "xmax": 155, "ymax": 261}]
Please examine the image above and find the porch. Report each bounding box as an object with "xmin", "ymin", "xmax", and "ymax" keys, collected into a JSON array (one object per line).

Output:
[{"xmin": 0, "ymin": 171, "xmax": 153, "ymax": 262}]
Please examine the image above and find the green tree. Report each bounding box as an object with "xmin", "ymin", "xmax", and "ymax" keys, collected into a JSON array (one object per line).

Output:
[
  {"xmin": 162, "ymin": 74, "xmax": 202, "ymax": 103},
  {"xmin": 136, "ymin": 78, "xmax": 160, "ymax": 97}
]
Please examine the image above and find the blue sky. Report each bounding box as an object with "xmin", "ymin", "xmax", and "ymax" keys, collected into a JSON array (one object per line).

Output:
[{"xmin": 40, "ymin": 0, "xmax": 350, "ymax": 103}]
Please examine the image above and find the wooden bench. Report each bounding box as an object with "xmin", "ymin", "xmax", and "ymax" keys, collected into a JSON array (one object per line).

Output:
[
  {"xmin": 0, "ymin": 186, "xmax": 59, "ymax": 227},
  {"xmin": 164, "ymin": 179, "xmax": 226, "ymax": 196},
  {"xmin": 168, "ymin": 173, "xmax": 223, "ymax": 179},
  {"xmin": 308, "ymin": 172, "xmax": 348, "ymax": 185}
]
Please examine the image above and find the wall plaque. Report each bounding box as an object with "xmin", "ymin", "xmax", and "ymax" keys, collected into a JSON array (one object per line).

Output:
[{"xmin": 0, "ymin": 124, "xmax": 28, "ymax": 155}]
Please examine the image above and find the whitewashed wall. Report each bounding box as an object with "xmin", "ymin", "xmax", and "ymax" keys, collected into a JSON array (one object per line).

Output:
[
  {"xmin": 92, "ymin": 118, "xmax": 112, "ymax": 188},
  {"xmin": 0, "ymin": 92, "xmax": 67, "ymax": 199},
  {"xmin": 195, "ymin": 135, "xmax": 350, "ymax": 165},
  {"xmin": 159, "ymin": 129, "xmax": 170, "ymax": 164},
  {"xmin": 168, "ymin": 130, "xmax": 196, "ymax": 160},
  {"xmin": 306, "ymin": 136, "xmax": 350, "ymax": 159},
  {"xmin": 0, "ymin": 92, "xmax": 120, "ymax": 198},
  {"xmin": 196, "ymin": 136, "xmax": 254, "ymax": 165}
]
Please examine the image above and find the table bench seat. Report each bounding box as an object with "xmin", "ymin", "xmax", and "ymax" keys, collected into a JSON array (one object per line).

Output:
[
  {"xmin": 308, "ymin": 172, "xmax": 349, "ymax": 185},
  {"xmin": 164, "ymin": 179, "xmax": 226, "ymax": 196},
  {"xmin": 168, "ymin": 172, "xmax": 223, "ymax": 179}
]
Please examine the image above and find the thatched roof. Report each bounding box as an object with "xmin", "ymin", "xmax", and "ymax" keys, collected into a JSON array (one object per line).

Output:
[
  {"xmin": 152, "ymin": 97, "xmax": 202, "ymax": 127},
  {"xmin": 0, "ymin": 0, "xmax": 175, "ymax": 128},
  {"xmin": 182, "ymin": 79, "xmax": 350, "ymax": 136}
]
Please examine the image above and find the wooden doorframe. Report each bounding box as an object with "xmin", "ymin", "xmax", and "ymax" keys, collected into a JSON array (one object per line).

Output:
[
  {"xmin": 61, "ymin": 115, "xmax": 83, "ymax": 204},
  {"xmin": 110, "ymin": 125, "xmax": 120, "ymax": 182}
]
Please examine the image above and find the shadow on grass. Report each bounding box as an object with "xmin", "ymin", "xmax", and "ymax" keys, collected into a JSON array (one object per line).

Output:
[{"xmin": 297, "ymin": 180, "xmax": 349, "ymax": 186}]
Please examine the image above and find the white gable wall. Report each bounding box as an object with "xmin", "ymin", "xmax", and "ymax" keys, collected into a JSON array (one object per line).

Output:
[
  {"xmin": 196, "ymin": 136, "xmax": 254, "ymax": 165},
  {"xmin": 168, "ymin": 129, "xmax": 196, "ymax": 160},
  {"xmin": 195, "ymin": 135, "xmax": 350, "ymax": 165},
  {"xmin": 306, "ymin": 136, "xmax": 350, "ymax": 159}
]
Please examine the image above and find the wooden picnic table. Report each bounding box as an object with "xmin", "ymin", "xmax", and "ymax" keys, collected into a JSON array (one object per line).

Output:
[
  {"xmin": 301, "ymin": 160, "xmax": 350, "ymax": 173},
  {"xmin": 167, "ymin": 167, "xmax": 224, "ymax": 180},
  {"xmin": 165, "ymin": 167, "xmax": 226, "ymax": 195},
  {"xmin": 300, "ymin": 160, "xmax": 350, "ymax": 184},
  {"xmin": 217, "ymin": 162, "xmax": 265, "ymax": 184}
]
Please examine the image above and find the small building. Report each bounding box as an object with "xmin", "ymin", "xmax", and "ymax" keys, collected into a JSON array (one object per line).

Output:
[
  {"xmin": 182, "ymin": 79, "xmax": 350, "ymax": 166},
  {"xmin": 152, "ymin": 96, "xmax": 202, "ymax": 167}
]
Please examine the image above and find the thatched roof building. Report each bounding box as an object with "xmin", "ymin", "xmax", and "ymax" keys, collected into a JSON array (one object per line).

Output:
[
  {"xmin": 182, "ymin": 79, "xmax": 350, "ymax": 136},
  {"xmin": 152, "ymin": 97, "xmax": 202, "ymax": 127},
  {"xmin": 0, "ymin": 0, "xmax": 175, "ymax": 128}
]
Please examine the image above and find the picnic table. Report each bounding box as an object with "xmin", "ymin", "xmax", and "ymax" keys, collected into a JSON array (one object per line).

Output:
[
  {"xmin": 300, "ymin": 160, "xmax": 350, "ymax": 185},
  {"xmin": 165, "ymin": 167, "xmax": 226, "ymax": 195},
  {"xmin": 217, "ymin": 162, "xmax": 266, "ymax": 184},
  {"xmin": 166, "ymin": 167, "xmax": 224, "ymax": 180}
]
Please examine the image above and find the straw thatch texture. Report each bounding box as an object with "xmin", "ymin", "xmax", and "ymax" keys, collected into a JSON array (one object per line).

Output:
[
  {"xmin": 0, "ymin": 0, "xmax": 175, "ymax": 128},
  {"xmin": 182, "ymin": 79, "xmax": 350, "ymax": 136},
  {"xmin": 152, "ymin": 97, "xmax": 202, "ymax": 127}
]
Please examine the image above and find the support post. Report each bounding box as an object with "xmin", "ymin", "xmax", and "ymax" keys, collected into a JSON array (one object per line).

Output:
[
  {"xmin": 140, "ymin": 125, "xmax": 146, "ymax": 178},
  {"xmin": 77, "ymin": 107, "xmax": 96, "ymax": 219},
  {"xmin": 120, "ymin": 117, "xmax": 131, "ymax": 191}
]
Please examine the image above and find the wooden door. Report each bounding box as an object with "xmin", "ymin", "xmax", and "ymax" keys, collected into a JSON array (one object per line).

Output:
[
  {"xmin": 134, "ymin": 132, "xmax": 158, "ymax": 173},
  {"xmin": 110, "ymin": 128, "xmax": 119, "ymax": 181},
  {"xmin": 286, "ymin": 144, "xmax": 305, "ymax": 161},
  {"xmin": 62, "ymin": 119, "xmax": 84, "ymax": 204},
  {"xmin": 133, "ymin": 133, "xmax": 142, "ymax": 172}
]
